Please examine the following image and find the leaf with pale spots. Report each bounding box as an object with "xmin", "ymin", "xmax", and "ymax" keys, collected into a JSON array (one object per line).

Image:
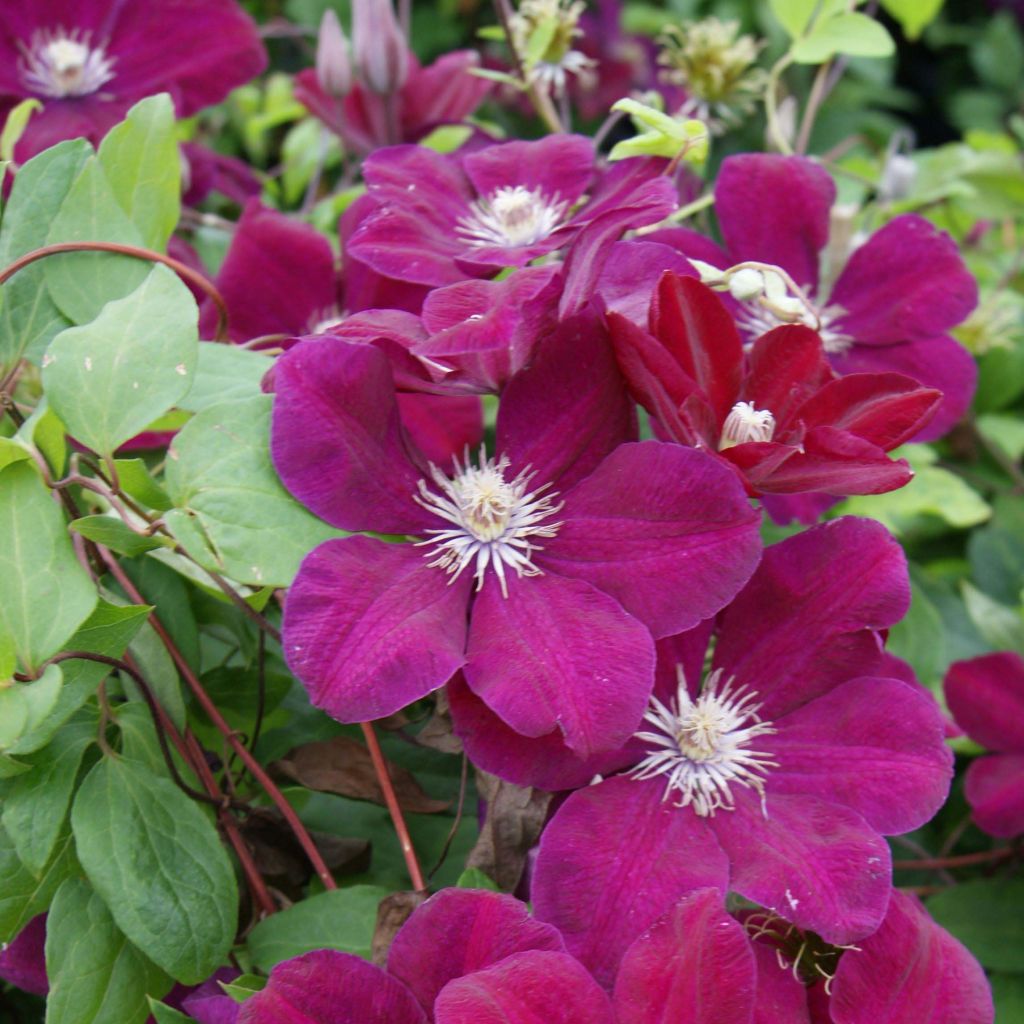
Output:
[{"xmin": 41, "ymin": 265, "xmax": 198, "ymax": 457}]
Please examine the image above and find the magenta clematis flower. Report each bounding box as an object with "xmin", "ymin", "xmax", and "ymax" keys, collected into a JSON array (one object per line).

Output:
[
  {"xmin": 608, "ymin": 272, "xmax": 942, "ymax": 499},
  {"xmin": 0, "ymin": 0, "xmax": 266, "ymax": 163},
  {"xmin": 346, "ymin": 135, "xmax": 677, "ymax": 287},
  {"xmin": 944, "ymin": 652, "xmax": 1024, "ymax": 837},
  {"xmin": 529, "ymin": 517, "xmax": 953, "ymax": 984},
  {"xmin": 238, "ymin": 889, "xmax": 614, "ymax": 1023},
  {"xmin": 271, "ymin": 317, "xmax": 761, "ymax": 758},
  {"xmin": 648, "ymin": 153, "xmax": 978, "ymax": 439},
  {"xmin": 296, "ymin": 49, "xmax": 492, "ymax": 157},
  {"xmin": 0, "ymin": 914, "xmax": 48, "ymax": 997}
]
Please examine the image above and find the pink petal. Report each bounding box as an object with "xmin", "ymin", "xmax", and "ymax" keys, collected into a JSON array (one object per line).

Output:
[
  {"xmin": 462, "ymin": 135, "xmax": 594, "ymax": 208},
  {"xmin": 770, "ymin": 676, "xmax": 952, "ymax": 834},
  {"xmin": 283, "ymin": 538, "xmax": 469, "ymax": 722},
  {"xmin": 532, "ymin": 777, "xmax": 729, "ymax": 986},
  {"xmin": 388, "ymin": 889, "xmax": 565, "ymax": 1013},
  {"xmin": 238, "ymin": 950, "xmax": 426, "ymax": 1024},
  {"xmin": 745, "ymin": 325, "xmax": 833, "ymax": 432},
  {"xmin": 396, "ymin": 394, "xmax": 483, "ymax": 467},
  {"xmin": 464, "ymin": 571, "xmax": 655, "ymax": 757},
  {"xmin": 714, "ymin": 517, "xmax": 910, "ymax": 718},
  {"xmin": 433, "ymin": 950, "xmax": 616, "ymax": 1024},
  {"xmin": 830, "ymin": 890, "xmax": 993, "ymax": 1024},
  {"xmin": 751, "ymin": 942, "xmax": 811, "ymax": 1024},
  {"xmin": 612, "ymin": 888, "xmax": 756, "ymax": 1024},
  {"xmin": 943, "ymin": 652, "xmax": 1024, "ymax": 751},
  {"xmin": 964, "ymin": 753, "xmax": 1024, "ymax": 838},
  {"xmin": 540, "ymin": 441, "xmax": 762, "ymax": 638},
  {"xmin": 709, "ymin": 791, "xmax": 892, "ymax": 944},
  {"xmin": 0, "ymin": 915, "xmax": 47, "ymax": 997},
  {"xmin": 596, "ymin": 240, "xmax": 696, "ymax": 327}
]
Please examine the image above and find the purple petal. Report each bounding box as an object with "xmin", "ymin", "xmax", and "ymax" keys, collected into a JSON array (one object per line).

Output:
[
  {"xmin": 238, "ymin": 950, "xmax": 427, "ymax": 1024},
  {"xmin": 612, "ymin": 888, "xmax": 756, "ymax": 1024},
  {"xmin": 964, "ymin": 754, "xmax": 1024, "ymax": 838},
  {"xmin": 830, "ymin": 890, "xmax": 993, "ymax": 1024},
  {"xmin": 751, "ymin": 941, "xmax": 811, "ymax": 1024},
  {"xmin": 770, "ymin": 676, "xmax": 952, "ymax": 834},
  {"xmin": 283, "ymin": 538, "xmax": 469, "ymax": 722},
  {"xmin": 270, "ymin": 339, "xmax": 430, "ymax": 533},
  {"xmin": 448, "ymin": 673, "xmax": 638, "ymax": 790},
  {"xmin": 0, "ymin": 915, "xmax": 48, "ymax": 997},
  {"xmin": 830, "ymin": 216, "xmax": 977, "ymax": 345},
  {"xmin": 181, "ymin": 969, "xmax": 241, "ymax": 1024},
  {"xmin": 433, "ymin": 950, "xmax": 616, "ymax": 1024},
  {"xmin": 943, "ymin": 652, "xmax": 1024, "ymax": 751},
  {"xmin": 396, "ymin": 394, "xmax": 484, "ymax": 467},
  {"xmin": 714, "ymin": 517, "xmax": 910, "ymax": 719},
  {"xmin": 496, "ymin": 314, "xmax": 635, "ymax": 491},
  {"xmin": 402, "ymin": 50, "xmax": 493, "ymax": 135},
  {"xmin": 388, "ymin": 889, "xmax": 565, "ymax": 1013},
  {"xmin": 709, "ymin": 790, "xmax": 892, "ymax": 944},
  {"xmin": 715, "ymin": 155, "xmax": 834, "ymax": 290},
  {"xmin": 464, "ymin": 571, "xmax": 655, "ymax": 757},
  {"xmin": 595, "ymin": 240, "xmax": 696, "ymax": 327},
  {"xmin": 539, "ymin": 441, "xmax": 761, "ymax": 637},
  {"xmin": 532, "ymin": 776, "xmax": 729, "ymax": 986},
  {"xmin": 830, "ymin": 334, "xmax": 977, "ymax": 441}
]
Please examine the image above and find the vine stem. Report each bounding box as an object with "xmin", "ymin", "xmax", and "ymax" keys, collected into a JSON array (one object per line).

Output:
[
  {"xmin": 98, "ymin": 546, "xmax": 337, "ymax": 891},
  {"xmin": 893, "ymin": 847, "xmax": 1017, "ymax": 871},
  {"xmin": 360, "ymin": 721, "xmax": 427, "ymax": 893},
  {"xmin": 0, "ymin": 241, "xmax": 230, "ymax": 341}
]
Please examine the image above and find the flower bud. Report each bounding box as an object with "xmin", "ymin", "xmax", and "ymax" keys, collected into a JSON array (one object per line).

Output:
[
  {"xmin": 352, "ymin": 0, "xmax": 409, "ymax": 95},
  {"xmin": 727, "ymin": 268, "xmax": 764, "ymax": 302},
  {"xmin": 316, "ymin": 9, "xmax": 353, "ymax": 97}
]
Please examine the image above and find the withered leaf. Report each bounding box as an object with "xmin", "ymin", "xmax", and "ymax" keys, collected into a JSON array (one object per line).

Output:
[{"xmin": 371, "ymin": 890, "xmax": 428, "ymax": 966}]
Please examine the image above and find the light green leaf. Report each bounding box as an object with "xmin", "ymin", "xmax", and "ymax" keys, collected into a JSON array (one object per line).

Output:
[
  {"xmin": 0, "ymin": 665, "xmax": 63, "ymax": 751},
  {"xmin": 524, "ymin": 18, "xmax": 557, "ymax": 66},
  {"xmin": 457, "ymin": 867, "xmax": 501, "ymax": 891},
  {"xmin": 146, "ymin": 1000, "xmax": 197, "ymax": 1024},
  {"xmin": 44, "ymin": 156, "xmax": 149, "ymax": 325},
  {"xmin": 0, "ymin": 138, "xmax": 90, "ymax": 368},
  {"xmin": 112, "ymin": 459, "xmax": 173, "ymax": 512},
  {"xmin": 769, "ymin": 0, "xmax": 818, "ymax": 38},
  {"xmin": 46, "ymin": 877, "xmax": 170, "ymax": 1024},
  {"xmin": 0, "ymin": 98, "xmax": 42, "ymax": 162},
  {"xmin": 792, "ymin": 12, "xmax": 896, "ymax": 63},
  {"xmin": 0, "ymin": 462, "xmax": 97, "ymax": 671},
  {"xmin": 2, "ymin": 712, "xmax": 96, "ymax": 876},
  {"xmin": 976, "ymin": 412, "xmax": 1024, "ymax": 463},
  {"xmin": 219, "ymin": 975, "xmax": 266, "ymax": 1004},
  {"xmin": 0, "ymin": 827, "xmax": 75, "ymax": 943},
  {"xmin": 97, "ymin": 95, "xmax": 180, "ymax": 251},
  {"xmin": 17, "ymin": 400, "xmax": 68, "ymax": 476},
  {"xmin": 164, "ymin": 396, "xmax": 342, "ymax": 587},
  {"xmin": 246, "ymin": 886, "xmax": 388, "ymax": 971},
  {"xmin": 928, "ymin": 878, "xmax": 1024, "ymax": 972},
  {"xmin": 879, "ymin": 0, "xmax": 944, "ymax": 39},
  {"xmin": 71, "ymin": 757, "xmax": 238, "ymax": 984},
  {"xmin": 71, "ymin": 516, "xmax": 169, "ymax": 558},
  {"xmin": 179, "ymin": 343, "xmax": 274, "ymax": 413},
  {"xmin": 961, "ymin": 581, "xmax": 1024, "ymax": 654},
  {"xmin": 42, "ymin": 265, "xmax": 199, "ymax": 457}
]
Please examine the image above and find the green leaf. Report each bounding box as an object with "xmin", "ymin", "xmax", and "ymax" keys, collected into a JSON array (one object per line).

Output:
[
  {"xmin": 991, "ymin": 973, "xmax": 1024, "ymax": 1022},
  {"xmin": 0, "ymin": 665, "xmax": 63, "ymax": 751},
  {"xmin": 71, "ymin": 516, "xmax": 169, "ymax": 558},
  {"xmin": 769, "ymin": 0, "xmax": 818, "ymax": 38},
  {"xmin": 46, "ymin": 877, "xmax": 170, "ymax": 1024},
  {"xmin": 967, "ymin": 496, "xmax": 1024, "ymax": 605},
  {"xmin": 792, "ymin": 12, "xmax": 896, "ymax": 63},
  {"xmin": 2, "ymin": 712, "xmax": 96, "ymax": 875},
  {"xmin": 42, "ymin": 265, "xmax": 199, "ymax": 457},
  {"xmin": 43, "ymin": 156, "xmax": 150, "ymax": 325},
  {"xmin": 246, "ymin": 886, "xmax": 387, "ymax": 971},
  {"xmin": 66, "ymin": 600, "xmax": 153, "ymax": 658},
  {"xmin": 927, "ymin": 878, "xmax": 1024, "ymax": 972},
  {"xmin": 0, "ymin": 462, "xmax": 97, "ymax": 671},
  {"xmin": 524, "ymin": 17, "xmax": 558, "ymax": 66},
  {"xmin": 219, "ymin": 974, "xmax": 266, "ymax": 1004},
  {"xmin": 0, "ymin": 138, "xmax": 90, "ymax": 368},
  {"xmin": 961, "ymin": 582, "xmax": 1024, "ymax": 654},
  {"xmin": 179, "ymin": 343, "xmax": 274, "ymax": 413},
  {"xmin": 18, "ymin": 401, "xmax": 69, "ymax": 476},
  {"xmin": 146, "ymin": 999, "xmax": 198, "ymax": 1024},
  {"xmin": 0, "ymin": 98, "xmax": 42, "ymax": 162},
  {"xmin": 97, "ymin": 95, "xmax": 180, "ymax": 251},
  {"xmin": 0, "ymin": 826, "xmax": 75, "ymax": 943},
  {"xmin": 71, "ymin": 756, "xmax": 238, "ymax": 984},
  {"xmin": 164, "ymin": 396, "xmax": 342, "ymax": 587},
  {"xmin": 113, "ymin": 459, "xmax": 173, "ymax": 512},
  {"xmin": 879, "ymin": 0, "xmax": 943, "ymax": 39},
  {"xmin": 457, "ymin": 867, "xmax": 501, "ymax": 891}
]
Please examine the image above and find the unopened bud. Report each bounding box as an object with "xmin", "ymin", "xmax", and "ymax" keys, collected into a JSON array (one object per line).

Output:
[
  {"xmin": 879, "ymin": 152, "xmax": 917, "ymax": 202},
  {"xmin": 352, "ymin": 0, "xmax": 409, "ymax": 95},
  {"xmin": 690, "ymin": 259, "xmax": 726, "ymax": 286},
  {"xmin": 316, "ymin": 9, "xmax": 353, "ymax": 97},
  {"xmin": 727, "ymin": 268, "xmax": 764, "ymax": 301}
]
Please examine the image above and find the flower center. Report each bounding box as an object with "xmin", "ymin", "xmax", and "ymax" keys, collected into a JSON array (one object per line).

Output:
[
  {"xmin": 414, "ymin": 447, "xmax": 563, "ymax": 597},
  {"xmin": 19, "ymin": 28, "xmax": 116, "ymax": 99},
  {"xmin": 629, "ymin": 667, "xmax": 777, "ymax": 817},
  {"xmin": 456, "ymin": 186, "xmax": 569, "ymax": 249},
  {"xmin": 719, "ymin": 401, "xmax": 776, "ymax": 449},
  {"xmin": 738, "ymin": 300, "xmax": 853, "ymax": 356}
]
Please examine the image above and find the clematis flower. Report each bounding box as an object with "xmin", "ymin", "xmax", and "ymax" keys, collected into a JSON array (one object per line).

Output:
[
  {"xmin": 944, "ymin": 652, "xmax": 1024, "ymax": 837},
  {"xmin": 530, "ymin": 517, "xmax": 953, "ymax": 984},
  {"xmin": 0, "ymin": 914, "xmax": 47, "ymax": 997},
  {"xmin": 346, "ymin": 135, "xmax": 677, "ymax": 286},
  {"xmin": 238, "ymin": 889, "xmax": 614, "ymax": 1023},
  {"xmin": 271, "ymin": 317, "xmax": 761, "ymax": 759},
  {"xmin": 647, "ymin": 153, "xmax": 978, "ymax": 438},
  {"xmin": 296, "ymin": 48, "xmax": 492, "ymax": 156},
  {"xmin": 607, "ymin": 272, "xmax": 942, "ymax": 500},
  {"xmin": 0, "ymin": 0, "xmax": 266, "ymax": 163}
]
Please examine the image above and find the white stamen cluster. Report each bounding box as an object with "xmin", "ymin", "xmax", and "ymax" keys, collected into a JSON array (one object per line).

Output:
[
  {"xmin": 415, "ymin": 447, "xmax": 563, "ymax": 597},
  {"xmin": 737, "ymin": 300, "xmax": 853, "ymax": 355},
  {"xmin": 629, "ymin": 667, "xmax": 777, "ymax": 817},
  {"xmin": 456, "ymin": 186, "xmax": 569, "ymax": 249},
  {"xmin": 720, "ymin": 401, "xmax": 776, "ymax": 449},
  {"xmin": 19, "ymin": 28, "xmax": 116, "ymax": 98}
]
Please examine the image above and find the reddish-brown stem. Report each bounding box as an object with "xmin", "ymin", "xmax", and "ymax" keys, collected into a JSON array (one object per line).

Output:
[
  {"xmin": 0, "ymin": 241, "xmax": 230, "ymax": 341},
  {"xmin": 360, "ymin": 720, "xmax": 427, "ymax": 893},
  {"xmin": 99, "ymin": 547, "xmax": 337, "ymax": 891},
  {"xmin": 893, "ymin": 847, "xmax": 1017, "ymax": 871}
]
